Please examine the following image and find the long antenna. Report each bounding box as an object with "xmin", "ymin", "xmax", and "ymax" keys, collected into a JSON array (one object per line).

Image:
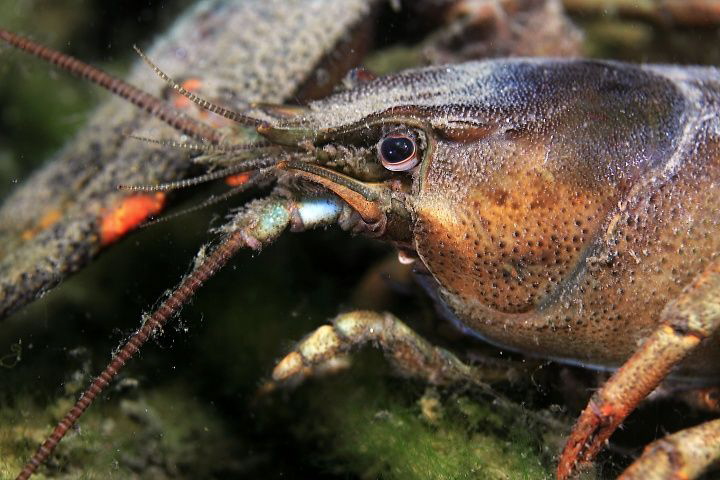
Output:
[
  {"xmin": 16, "ymin": 230, "xmax": 249, "ymax": 480},
  {"xmin": 0, "ymin": 28, "xmax": 223, "ymax": 144},
  {"xmin": 133, "ymin": 45, "xmax": 267, "ymax": 128}
]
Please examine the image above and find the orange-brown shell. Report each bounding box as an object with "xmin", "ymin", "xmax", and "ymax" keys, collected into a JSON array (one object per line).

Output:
[
  {"xmin": 405, "ymin": 61, "xmax": 720, "ymax": 377},
  {"xmin": 305, "ymin": 59, "xmax": 720, "ymax": 377}
]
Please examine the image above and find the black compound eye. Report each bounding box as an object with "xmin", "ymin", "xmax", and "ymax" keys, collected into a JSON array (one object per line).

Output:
[
  {"xmin": 377, "ymin": 133, "xmax": 419, "ymax": 171},
  {"xmin": 381, "ymin": 136, "xmax": 414, "ymax": 163}
]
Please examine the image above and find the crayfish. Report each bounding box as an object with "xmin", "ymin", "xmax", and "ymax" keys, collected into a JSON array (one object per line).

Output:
[{"xmin": 1, "ymin": 2, "xmax": 720, "ymax": 479}]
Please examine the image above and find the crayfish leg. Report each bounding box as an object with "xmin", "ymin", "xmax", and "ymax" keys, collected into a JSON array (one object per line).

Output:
[
  {"xmin": 558, "ymin": 260, "xmax": 720, "ymax": 480},
  {"xmin": 270, "ymin": 310, "xmax": 489, "ymax": 388},
  {"xmin": 618, "ymin": 418, "xmax": 720, "ymax": 480}
]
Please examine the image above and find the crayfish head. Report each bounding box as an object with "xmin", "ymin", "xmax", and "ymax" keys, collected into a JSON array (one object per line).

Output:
[
  {"xmin": 249, "ymin": 101, "xmax": 428, "ymax": 245},
  {"xmin": 253, "ymin": 59, "xmax": 686, "ymax": 323}
]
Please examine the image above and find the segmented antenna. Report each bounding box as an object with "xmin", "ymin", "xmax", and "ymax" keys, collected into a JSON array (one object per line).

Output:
[
  {"xmin": 133, "ymin": 45, "xmax": 267, "ymax": 128},
  {"xmin": 0, "ymin": 29, "xmax": 222, "ymax": 144},
  {"xmin": 139, "ymin": 172, "xmax": 270, "ymax": 228},
  {"xmin": 125, "ymin": 134, "xmax": 273, "ymax": 154},
  {"xmin": 118, "ymin": 157, "xmax": 276, "ymax": 191},
  {"xmin": 16, "ymin": 230, "xmax": 249, "ymax": 480}
]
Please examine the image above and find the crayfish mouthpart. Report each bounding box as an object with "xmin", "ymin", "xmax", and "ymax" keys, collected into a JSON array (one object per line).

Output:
[{"xmin": 279, "ymin": 160, "xmax": 388, "ymax": 226}]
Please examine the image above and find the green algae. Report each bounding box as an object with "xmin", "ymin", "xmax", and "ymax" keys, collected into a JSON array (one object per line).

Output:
[
  {"xmin": 0, "ymin": 384, "xmax": 245, "ymax": 479},
  {"xmin": 289, "ymin": 369, "xmax": 555, "ymax": 480}
]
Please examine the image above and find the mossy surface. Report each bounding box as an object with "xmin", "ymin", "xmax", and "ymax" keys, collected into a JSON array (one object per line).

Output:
[
  {"xmin": 0, "ymin": 384, "xmax": 245, "ymax": 480},
  {"xmin": 287, "ymin": 369, "xmax": 554, "ymax": 480}
]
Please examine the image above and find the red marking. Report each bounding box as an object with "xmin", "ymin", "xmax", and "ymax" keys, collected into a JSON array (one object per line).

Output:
[
  {"xmin": 100, "ymin": 192, "xmax": 166, "ymax": 246},
  {"xmin": 169, "ymin": 77, "xmax": 234, "ymax": 128},
  {"xmin": 173, "ymin": 78, "xmax": 204, "ymax": 109},
  {"xmin": 599, "ymin": 402, "xmax": 631, "ymax": 422},
  {"xmin": 600, "ymin": 404, "xmax": 615, "ymax": 416},
  {"xmin": 557, "ymin": 400, "xmax": 631, "ymax": 480},
  {"xmin": 225, "ymin": 172, "xmax": 251, "ymax": 187}
]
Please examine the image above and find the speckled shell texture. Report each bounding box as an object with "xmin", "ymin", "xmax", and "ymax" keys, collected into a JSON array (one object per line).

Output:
[{"xmin": 314, "ymin": 59, "xmax": 720, "ymax": 377}]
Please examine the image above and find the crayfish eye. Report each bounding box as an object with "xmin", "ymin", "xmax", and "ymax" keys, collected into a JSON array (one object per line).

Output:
[{"xmin": 378, "ymin": 133, "xmax": 419, "ymax": 171}]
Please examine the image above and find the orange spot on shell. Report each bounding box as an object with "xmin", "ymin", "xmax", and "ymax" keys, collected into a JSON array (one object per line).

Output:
[
  {"xmin": 20, "ymin": 209, "xmax": 63, "ymax": 241},
  {"xmin": 225, "ymin": 172, "xmax": 251, "ymax": 187},
  {"xmin": 600, "ymin": 405, "xmax": 615, "ymax": 416},
  {"xmin": 599, "ymin": 403, "xmax": 629, "ymax": 420},
  {"xmin": 100, "ymin": 192, "xmax": 166, "ymax": 246}
]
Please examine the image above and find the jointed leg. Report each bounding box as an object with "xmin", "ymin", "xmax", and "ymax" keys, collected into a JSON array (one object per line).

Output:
[
  {"xmin": 558, "ymin": 261, "xmax": 720, "ymax": 480},
  {"xmin": 618, "ymin": 418, "xmax": 720, "ymax": 480},
  {"xmin": 272, "ymin": 310, "xmax": 487, "ymax": 387}
]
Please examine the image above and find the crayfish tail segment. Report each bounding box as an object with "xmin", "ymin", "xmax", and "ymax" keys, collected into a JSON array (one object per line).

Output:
[
  {"xmin": 0, "ymin": 28, "xmax": 221, "ymax": 143},
  {"xmin": 558, "ymin": 260, "xmax": 720, "ymax": 480}
]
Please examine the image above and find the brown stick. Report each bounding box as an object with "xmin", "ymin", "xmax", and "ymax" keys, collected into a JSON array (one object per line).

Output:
[{"xmin": 0, "ymin": 0, "xmax": 376, "ymax": 321}]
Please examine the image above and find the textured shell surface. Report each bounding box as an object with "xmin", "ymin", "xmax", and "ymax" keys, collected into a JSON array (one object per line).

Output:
[{"xmin": 308, "ymin": 59, "xmax": 720, "ymax": 377}]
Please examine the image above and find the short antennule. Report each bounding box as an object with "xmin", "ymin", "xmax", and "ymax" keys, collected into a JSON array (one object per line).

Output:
[
  {"xmin": 132, "ymin": 45, "xmax": 268, "ymax": 128},
  {"xmin": 0, "ymin": 28, "xmax": 222, "ymax": 144},
  {"xmin": 117, "ymin": 156, "xmax": 276, "ymax": 191}
]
